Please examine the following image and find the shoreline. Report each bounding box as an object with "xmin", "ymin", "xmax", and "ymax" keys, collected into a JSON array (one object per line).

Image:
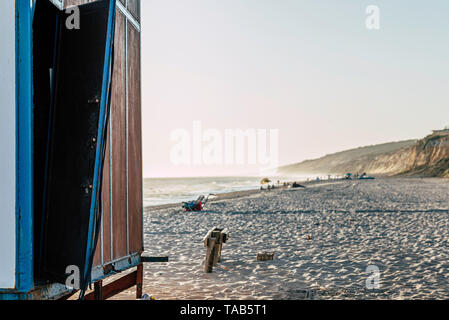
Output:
[
  {"xmin": 143, "ymin": 175, "xmax": 446, "ymax": 213},
  {"xmin": 144, "ymin": 177, "xmax": 356, "ymax": 212}
]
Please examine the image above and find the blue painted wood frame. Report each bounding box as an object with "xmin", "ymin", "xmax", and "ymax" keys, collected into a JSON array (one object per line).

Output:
[
  {"xmin": 82, "ymin": 0, "xmax": 117, "ymax": 286},
  {"xmin": 15, "ymin": 0, "xmax": 34, "ymax": 294}
]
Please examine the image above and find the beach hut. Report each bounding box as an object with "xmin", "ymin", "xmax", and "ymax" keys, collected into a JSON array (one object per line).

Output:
[{"xmin": 0, "ymin": 0, "xmax": 143, "ymax": 300}]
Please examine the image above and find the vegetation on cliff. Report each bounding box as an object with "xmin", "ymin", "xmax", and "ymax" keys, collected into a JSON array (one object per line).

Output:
[{"xmin": 278, "ymin": 130, "xmax": 449, "ymax": 178}]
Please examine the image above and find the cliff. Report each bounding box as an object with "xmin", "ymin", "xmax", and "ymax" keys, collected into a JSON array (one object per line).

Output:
[
  {"xmin": 399, "ymin": 132, "xmax": 449, "ymax": 177},
  {"xmin": 278, "ymin": 131, "xmax": 449, "ymax": 178}
]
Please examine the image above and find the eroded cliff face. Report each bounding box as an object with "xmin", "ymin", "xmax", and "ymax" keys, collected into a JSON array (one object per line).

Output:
[
  {"xmin": 344, "ymin": 133, "xmax": 449, "ymax": 177},
  {"xmin": 278, "ymin": 133, "xmax": 449, "ymax": 178},
  {"xmin": 397, "ymin": 134, "xmax": 449, "ymax": 177}
]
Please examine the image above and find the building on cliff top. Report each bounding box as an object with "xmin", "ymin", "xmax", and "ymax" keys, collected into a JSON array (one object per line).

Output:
[{"xmin": 432, "ymin": 127, "xmax": 449, "ymax": 135}]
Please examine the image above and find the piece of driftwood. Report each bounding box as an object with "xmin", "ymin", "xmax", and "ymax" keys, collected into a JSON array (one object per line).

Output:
[
  {"xmin": 257, "ymin": 252, "xmax": 275, "ymax": 262},
  {"xmin": 203, "ymin": 227, "xmax": 229, "ymax": 273}
]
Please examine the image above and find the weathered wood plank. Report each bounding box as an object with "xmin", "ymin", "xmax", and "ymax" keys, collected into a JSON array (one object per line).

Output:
[
  {"xmin": 94, "ymin": 280, "xmax": 103, "ymax": 300},
  {"xmin": 111, "ymin": 11, "xmax": 128, "ymax": 260},
  {"xmin": 84, "ymin": 270, "xmax": 138, "ymax": 300},
  {"xmin": 102, "ymin": 130, "xmax": 112, "ymax": 264},
  {"xmin": 204, "ymin": 237, "xmax": 217, "ymax": 273},
  {"xmin": 127, "ymin": 21, "xmax": 143, "ymax": 255},
  {"xmin": 136, "ymin": 264, "xmax": 143, "ymax": 299},
  {"xmin": 203, "ymin": 228, "xmax": 229, "ymax": 272},
  {"xmin": 211, "ymin": 231, "xmax": 222, "ymax": 267}
]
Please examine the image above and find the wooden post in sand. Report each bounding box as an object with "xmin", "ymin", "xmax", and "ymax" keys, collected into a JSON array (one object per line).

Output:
[
  {"xmin": 204, "ymin": 238, "xmax": 216, "ymax": 273},
  {"xmin": 257, "ymin": 252, "xmax": 275, "ymax": 262},
  {"xmin": 211, "ymin": 230, "xmax": 222, "ymax": 267},
  {"xmin": 216, "ymin": 228, "xmax": 229, "ymax": 264},
  {"xmin": 203, "ymin": 228, "xmax": 229, "ymax": 273}
]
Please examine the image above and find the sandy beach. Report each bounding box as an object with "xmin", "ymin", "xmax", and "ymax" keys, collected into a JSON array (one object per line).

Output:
[{"xmin": 113, "ymin": 177, "xmax": 449, "ymax": 300}]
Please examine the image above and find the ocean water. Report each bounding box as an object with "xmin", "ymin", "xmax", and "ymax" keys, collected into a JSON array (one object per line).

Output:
[{"xmin": 143, "ymin": 175, "xmax": 320, "ymax": 207}]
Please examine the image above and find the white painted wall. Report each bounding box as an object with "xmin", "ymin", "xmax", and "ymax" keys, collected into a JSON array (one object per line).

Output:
[{"xmin": 0, "ymin": 0, "xmax": 16, "ymax": 289}]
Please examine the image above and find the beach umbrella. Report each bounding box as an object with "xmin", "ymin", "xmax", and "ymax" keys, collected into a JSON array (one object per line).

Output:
[{"xmin": 260, "ymin": 178, "xmax": 271, "ymax": 185}]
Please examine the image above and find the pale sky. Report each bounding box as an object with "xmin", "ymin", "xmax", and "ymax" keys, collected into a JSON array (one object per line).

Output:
[{"xmin": 141, "ymin": 0, "xmax": 449, "ymax": 178}]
